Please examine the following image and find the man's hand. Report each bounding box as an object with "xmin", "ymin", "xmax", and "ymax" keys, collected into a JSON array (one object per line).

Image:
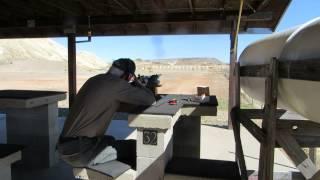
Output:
[
  {"xmin": 128, "ymin": 74, "xmax": 135, "ymax": 83},
  {"xmin": 130, "ymin": 75, "xmax": 145, "ymax": 88}
]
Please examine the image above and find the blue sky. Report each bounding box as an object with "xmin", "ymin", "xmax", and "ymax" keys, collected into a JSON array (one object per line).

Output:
[{"xmin": 54, "ymin": 0, "xmax": 320, "ymax": 63}]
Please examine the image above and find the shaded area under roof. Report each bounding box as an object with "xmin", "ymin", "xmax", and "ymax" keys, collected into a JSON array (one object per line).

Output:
[{"xmin": 0, "ymin": 0, "xmax": 291, "ymax": 38}]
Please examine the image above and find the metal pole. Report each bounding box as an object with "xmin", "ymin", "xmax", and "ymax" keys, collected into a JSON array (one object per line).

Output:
[{"xmin": 68, "ymin": 34, "xmax": 77, "ymax": 107}]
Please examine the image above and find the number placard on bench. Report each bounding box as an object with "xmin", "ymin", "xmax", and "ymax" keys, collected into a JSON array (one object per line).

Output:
[{"xmin": 143, "ymin": 130, "xmax": 158, "ymax": 145}]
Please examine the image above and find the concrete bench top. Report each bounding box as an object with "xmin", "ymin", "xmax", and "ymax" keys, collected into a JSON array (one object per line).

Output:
[
  {"xmin": 130, "ymin": 94, "xmax": 218, "ymax": 116},
  {"xmin": 128, "ymin": 94, "xmax": 218, "ymax": 129},
  {"xmin": 0, "ymin": 90, "xmax": 66, "ymax": 108},
  {"xmin": 0, "ymin": 144, "xmax": 24, "ymax": 159}
]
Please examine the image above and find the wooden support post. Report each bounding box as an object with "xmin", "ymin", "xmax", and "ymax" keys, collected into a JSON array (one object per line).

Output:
[
  {"xmin": 228, "ymin": 20, "xmax": 237, "ymax": 129},
  {"xmin": 309, "ymin": 148, "xmax": 317, "ymax": 168},
  {"xmin": 312, "ymin": 171, "xmax": 320, "ymax": 180},
  {"xmin": 277, "ymin": 130, "xmax": 319, "ymax": 180},
  {"xmin": 68, "ymin": 34, "xmax": 77, "ymax": 106},
  {"xmin": 231, "ymin": 108, "xmax": 248, "ymax": 180},
  {"xmin": 231, "ymin": 63, "xmax": 247, "ymax": 180},
  {"xmin": 239, "ymin": 111, "xmax": 265, "ymax": 143},
  {"xmin": 258, "ymin": 58, "xmax": 279, "ymax": 180}
]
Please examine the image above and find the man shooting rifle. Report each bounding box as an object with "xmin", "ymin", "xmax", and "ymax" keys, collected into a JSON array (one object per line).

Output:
[{"xmin": 57, "ymin": 58, "xmax": 156, "ymax": 168}]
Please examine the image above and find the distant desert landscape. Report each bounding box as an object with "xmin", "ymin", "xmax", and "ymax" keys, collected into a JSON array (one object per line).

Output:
[{"xmin": 0, "ymin": 38, "xmax": 235, "ymax": 124}]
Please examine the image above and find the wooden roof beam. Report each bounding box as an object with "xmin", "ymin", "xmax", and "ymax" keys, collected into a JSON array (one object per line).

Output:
[
  {"xmin": 188, "ymin": 0, "xmax": 195, "ymax": 14},
  {"xmin": 40, "ymin": 0, "xmax": 79, "ymax": 16},
  {"xmin": 112, "ymin": 0, "xmax": 134, "ymax": 14},
  {"xmin": 77, "ymin": 0, "xmax": 106, "ymax": 15},
  {"xmin": 1, "ymin": 0, "xmax": 55, "ymax": 18},
  {"xmin": 153, "ymin": 0, "xmax": 167, "ymax": 14},
  {"xmin": 0, "ymin": 10, "xmax": 252, "ymax": 28},
  {"xmin": 257, "ymin": 0, "xmax": 271, "ymax": 11}
]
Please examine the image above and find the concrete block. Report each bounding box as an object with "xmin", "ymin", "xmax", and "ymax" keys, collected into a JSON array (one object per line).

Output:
[
  {"xmin": 136, "ymin": 157, "xmax": 164, "ymax": 180},
  {"xmin": 0, "ymin": 165, "xmax": 11, "ymax": 180},
  {"xmin": 128, "ymin": 114, "xmax": 172, "ymax": 129},
  {"xmin": 0, "ymin": 91, "xmax": 66, "ymax": 109},
  {"xmin": 0, "ymin": 150, "xmax": 21, "ymax": 180},
  {"xmin": 136, "ymin": 136, "xmax": 173, "ymax": 179},
  {"xmin": 106, "ymin": 120, "xmax": 136, "ymax": 140},
  {"xmin": 128, "ymin": 110, "xmax": 181, "ymax": 130},
  {"xmin": 0, "ymin": 151, "xmax": 21, "ymax": 167},
  {"xmin": 173, "ymin": 116, "xmax": 201, "ymax": 158},
  {"xmin": 181, "ymin": 106, "xmax": 217, "ymax": 117},
  {"xmin": 137, "ymin": 128, "xmax": 173, "ymax": 158},
  {"xmin": 4, "ymin": 103, "xmax": 59, "ymax": 167}
]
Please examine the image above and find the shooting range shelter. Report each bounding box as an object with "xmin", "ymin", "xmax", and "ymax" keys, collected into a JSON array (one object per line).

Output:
[{"xmin": 1, "ymin": 0, "xmax": 309, "ymax": 180}]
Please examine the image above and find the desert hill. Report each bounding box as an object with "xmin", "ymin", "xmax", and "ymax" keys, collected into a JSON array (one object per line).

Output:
[{"xmin": 0, "ymin": 38, "xmax": 108, "ymax": 73}]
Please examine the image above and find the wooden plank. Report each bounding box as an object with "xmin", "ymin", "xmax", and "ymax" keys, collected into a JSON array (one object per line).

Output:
[
  {"xmin": 238, "ymin": 110, "xmax": 320, "ymax": 147},
  {"xmin": 235, "ymin": 63, "xmax": 241, "ymax": 111},
  {"xmin": 188, "ymin": 0, "xmax": 195, "ymax": 14},
  {"xmin": 258, "ymin": 58, "xmax": 278, "ymax": 180},
  {"xmin": 239, "ymin": 111, "xmax": 265, "ymax": 143},
  {"xmin": 68, "ymin": 34, "xmax": 77, "ymax": 106},
  {"xmin": 230, "ymin": 108, "xmax": 248, "ymax": 180},
  {"xmin": 277, "ymin": 119, "xmax": 320, "ymax": 137},
  {"xmin": 112, "ymin": 0, "xmax": 134, "ymax": 14},
  {"xmin": 152, "ymin": 0, "xmax": 167, "ymax": 14},
  {"xmin": 279, "ymin": 59, "xmax": 320, "ymax": 81},
  {"xmin": 0, "ymin": 23, "xmax": 242, "ymax": 39},
  {"xmin": 228, "ymin": 20, "xmax": 237, "ymax": 129},
  {"xmin": 311, "ymin": 170, "xmax": 320, "ymax": 180},
  {"xmin": 241, "ymin": 109, "xmax": 286, "ymax": 119},
  {"xmin": 309, "ymin": 148, "xmax": 317, "ymax": 166},
  {"xmin": 0, "ymin": 11, "xmax": 253, "ymax": 29},
  {"xmin": 234, "ymin": 63, "xmax": 248, "ymax": 180},
  {"xmin": 240, "ymin": 59, "xmax": 320, "ymax": 82},
  {"xmin": 294, "ymin": 135, "xmax": 320, "ymax": 148},
  {"xmin": 240, "ymin": 64, "xmax": 269, "ymax": 77},
  {"xmin": 238, "ymin": 112, "xmax": 320, "ymax": 147},
  {"xmin": 277, "ymin": 130, "xmax": 318, "ymax": 179}
]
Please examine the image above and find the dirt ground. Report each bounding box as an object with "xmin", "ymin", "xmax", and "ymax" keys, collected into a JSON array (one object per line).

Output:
[{"xmin": 0, "ymin": 69, "xmax": 230, "ymax": 123}]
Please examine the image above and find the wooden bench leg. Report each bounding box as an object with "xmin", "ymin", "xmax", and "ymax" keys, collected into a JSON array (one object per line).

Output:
[{"xmin": 277, "ymin": 130, "xmax": 319, "ymax": 180}]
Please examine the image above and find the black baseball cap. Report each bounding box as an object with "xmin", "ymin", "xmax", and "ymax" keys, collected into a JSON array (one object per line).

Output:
[{"xmin": 112, "ymin": 58, "xmax": 136, "ymax": 74}]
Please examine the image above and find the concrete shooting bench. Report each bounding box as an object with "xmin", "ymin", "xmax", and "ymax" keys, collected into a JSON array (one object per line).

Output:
[
  {"xmin": 0, "ymin": 90, "xmax": 66, "ymax": 168},
  {"xmin": 129, "ymin": 94, "xmax": 218, "ymax": 179},
  {"xmin": 74, "ymin": 94, "xmax": 218, "ymax": 180},
  {"xmin": 0, "ymin": 144, "xmax": 24, "ymax": 180}
]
